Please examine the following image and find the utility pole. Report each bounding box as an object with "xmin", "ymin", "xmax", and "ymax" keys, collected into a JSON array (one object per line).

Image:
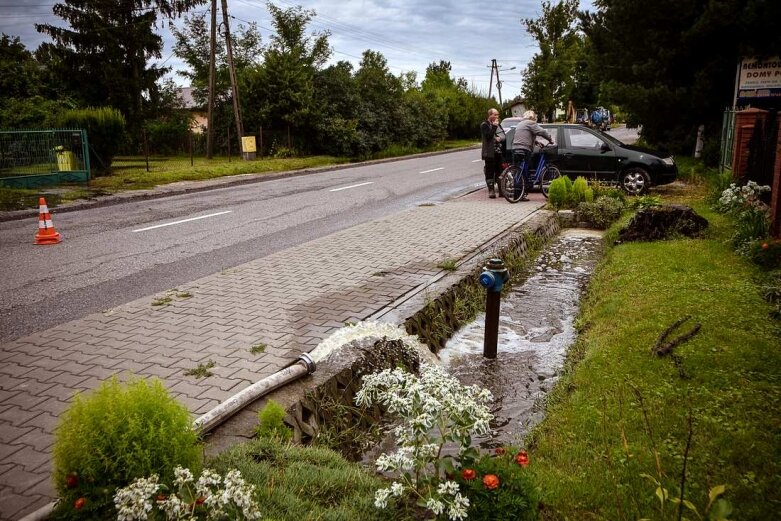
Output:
[
  {"xmin": 487, "ymin": 59, "xmax": 516, "ymax": 113},
  {"xmin": 206, "ymin": 0, "xmax": 217, "ymax": 159},
  {"xmin": 487, "ymin": 59, "xmax": 496, "ymax": 100},
  {"xmin": 221, "ymin": 0, "xmax": 244, "ymax": 157}
]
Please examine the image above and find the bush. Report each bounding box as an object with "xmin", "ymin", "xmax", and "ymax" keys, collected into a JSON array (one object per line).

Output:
[
  {"xmin": 56, "ymin": 107, "xmax": 126, "ymax": 174},
  {"xmin": 455, "ymin": 448, "xmax": 538, "ymax": 521},
  {"xmin": 571, "ymin": 176, "xmax": 589, "ymax": 204},
  {"xmin": 144, "ymin": 114, "xmax": 192, "ymax": 155},
  {"xmin": 547, "ymin": 176, "xmax": 569, "ymax": 209},
  {"xmin": 256, "ymin": 399, "xmax": 293, "ymax": 441},
  {"xmin": 52, "ymin": 377, "xmax": 201, "ymax": 519},
  {"xmin": 747, "ymin": 239, "xmax": 781, "ymax": 269},
  {"xmin": 576, "ymin": 196, "xmax": 626, "ymax": 229}
]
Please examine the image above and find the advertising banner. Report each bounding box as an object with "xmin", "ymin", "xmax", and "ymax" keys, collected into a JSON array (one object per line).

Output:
[{"xmin": 737, "ymin": 57, "xmax": 781, "ymax": 104}]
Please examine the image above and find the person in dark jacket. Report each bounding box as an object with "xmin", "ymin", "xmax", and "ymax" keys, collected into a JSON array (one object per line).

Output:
[{"xmin": 480, "ymin": 108, "xmax": 504, "ymax": 198}]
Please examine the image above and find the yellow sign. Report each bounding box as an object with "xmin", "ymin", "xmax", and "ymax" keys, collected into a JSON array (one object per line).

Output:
[{"xmin": 241, "ymin": 136, "xmax": 257, "ymax": 153}]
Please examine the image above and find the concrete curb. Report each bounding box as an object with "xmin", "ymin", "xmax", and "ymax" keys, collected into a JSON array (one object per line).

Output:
[{"xmin": 0, "ymin": 145, "xmax": 479, "ymax": 223}]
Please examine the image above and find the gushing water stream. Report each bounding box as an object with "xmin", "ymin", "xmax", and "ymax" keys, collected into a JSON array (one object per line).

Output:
[{"xmin": 438, "ymin": 229, "xmax": 605, "ymax": 446}]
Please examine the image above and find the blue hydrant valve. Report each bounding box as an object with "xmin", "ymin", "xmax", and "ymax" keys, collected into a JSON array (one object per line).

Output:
[
  {"xmin": 479, "ymin": 258, "xmax": 509, "ymax": 293},
  {"xmin": 479, "ymin": 271, "xmax": 496, "ymax": 289}
]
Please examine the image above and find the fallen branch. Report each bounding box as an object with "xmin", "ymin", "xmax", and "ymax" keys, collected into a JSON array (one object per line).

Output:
[{"xmin": 653, "ymin": 315, "xmax": 701, "ymax": 356}]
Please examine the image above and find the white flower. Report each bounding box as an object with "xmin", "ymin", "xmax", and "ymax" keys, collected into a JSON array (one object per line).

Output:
[
  {"xmin": 447, "ymin": 493, "xmax": 470, "ymax": 521},
  {"xmin": 359, "ymin": 362, "xmax": 494, "ymax": 521},
  {"xmin": 390, "ymin": 482, "xmax": 404, "ymax": 497},
  {"xmin": 114, "ymin": 475, "xmax": 160, "ymax": 521},
  {"xmin": 426, "ymin": 497, "xmax": 445, "ymax": 515},
  {"xmin": 114, "ymin": 468, "xmax": 261, "ymax": 521},
  {"xmin": 437, "ymin": 480, "xmax": 460, "ymax": 496},
  {"xmin": 173, "ymin": 466, "xmax": 193, "ymax": 487},
  {"xmin": 374, "ymin": 487, "xmax": 392, "ymax": 509}
]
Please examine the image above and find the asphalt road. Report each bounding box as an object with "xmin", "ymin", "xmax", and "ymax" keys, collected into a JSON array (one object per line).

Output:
[{"xmin": 0, "ymin": 148, "xmax": 486, "ymax": 342}]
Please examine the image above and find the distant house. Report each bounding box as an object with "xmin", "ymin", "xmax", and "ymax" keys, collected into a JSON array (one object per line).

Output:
[
  {"xmin": 510, "ymin": 101, "xmax": 527, "ymax": 117},
  {"xmin": 176, "ymin": 87, "xmax": 208, "ymax": 133}
]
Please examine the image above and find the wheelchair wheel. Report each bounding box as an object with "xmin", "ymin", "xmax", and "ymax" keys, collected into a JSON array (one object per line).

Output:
[{"xmin": 499, "ymin": 165, "xmax": 526, "ymax": 203}]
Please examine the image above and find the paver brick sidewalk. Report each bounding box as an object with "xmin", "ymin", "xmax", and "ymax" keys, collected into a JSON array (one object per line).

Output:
[{"xmin": 0, "ymin": 196, "xmax": 542, "ymax": 520}]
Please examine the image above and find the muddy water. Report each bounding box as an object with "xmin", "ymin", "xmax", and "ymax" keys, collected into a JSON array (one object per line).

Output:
[{"xmin": 438, "ymin": 229, "xmax": 604, "ymax": 447}]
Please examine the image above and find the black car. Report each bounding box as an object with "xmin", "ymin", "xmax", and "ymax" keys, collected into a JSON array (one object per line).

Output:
[{"xmin": 496, "ymin": 121, "xmax": 677, "ymax": 195}]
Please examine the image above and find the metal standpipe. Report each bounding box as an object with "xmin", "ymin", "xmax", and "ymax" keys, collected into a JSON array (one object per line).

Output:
[{"xmin": 478, "ymin": 258, "xmax": 509, "ymax": 359}]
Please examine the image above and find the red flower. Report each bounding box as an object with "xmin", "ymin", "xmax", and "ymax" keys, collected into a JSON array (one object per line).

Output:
[
  {"xmin": 74, "ymin": 497, "xmax": 86, "ymax": 510},
  {"xmin": 156, "ymin": 494, "xmax": 168, "ymax": 502},
  {"xmin": 461, "ymin": 468, "xmax": 476, "ymax": 481},
  {"xmin": 494, "ymin": 447, "xmax": 506, "ymax": 456},
  {"xmin": 762, "ymin": 242, "xmax": 770, "ymax": 250},
  {"xmin": 65, "ymin": 472, "xmax": 78, "ymax": 489},
  {"xmin": 515, "ymin": 450, "xmax": 529, "ymax": 467},
  {"xmin": 482, "ymin": 474, "xmax": 500, "ymax": 490}
]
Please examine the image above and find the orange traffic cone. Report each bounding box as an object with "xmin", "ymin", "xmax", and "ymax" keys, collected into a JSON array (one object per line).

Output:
[{"xmin": 34, "ymin": 197, "xmax": 62, "ymax": 245}]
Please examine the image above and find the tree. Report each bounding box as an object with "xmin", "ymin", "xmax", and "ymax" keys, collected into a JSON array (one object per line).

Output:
[
  {"xmin": 36, "ymin": 0, "xmax": 205, "ymax": 138},
  {"xmin": 0, "ymin": 34, "xmax": 73, "ymax": 128},
  {"xmin": 354, "ymin": 50, "xmax": 404, "ymax": 155},
  {"xmin": 310, "ymin": 61, "xmax": 361, "ymax": 155},
  {"xmin": 583, "ymin": 0, "xmax": 781, "ymax": 152},
  {"xmin": 171, "ymin": 12, "xmax": 262, "ymax": 153},
  {"xmin": 243, "ymin": 2, "xmax": 330, "ymax": 152},
  {"xmin": 521, "ymin": 0, "xmax": 583, "ymax": 121}
]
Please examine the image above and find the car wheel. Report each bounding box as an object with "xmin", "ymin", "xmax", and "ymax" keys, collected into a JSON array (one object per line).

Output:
[{"xmin": 621, "ymin": 167, "xmax": 650, "ymax": 195}]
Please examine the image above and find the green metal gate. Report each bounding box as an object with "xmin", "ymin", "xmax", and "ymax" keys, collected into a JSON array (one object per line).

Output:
[
  {"xmin": 0, "ymin": 129, "xmax": 91, "ymax": 188},
  {"xmin": 720, "ymin": 108, "xmax": 736, "ymax": 174}
]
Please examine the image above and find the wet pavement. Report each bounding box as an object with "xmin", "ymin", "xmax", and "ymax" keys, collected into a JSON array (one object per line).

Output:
[{"xmin": 439, "ymin": 229, "xmax": 605, "ymax": 446}]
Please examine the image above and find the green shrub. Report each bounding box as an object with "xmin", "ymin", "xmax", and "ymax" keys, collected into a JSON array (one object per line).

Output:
[
  {"xmin": 144, "ymin": 114, "xmax": 192, "ymax": 155},
  {"xmin": 631, "ymin": 195, "xmax": 662, "ymax": 210},
  {"xmin": 747, "ymin": 239, "xmax": 781, "ymax": 269},
  {"xmin": 572, "ymin": 176, "xmax": 589, "ymax": 203},
  {"xmin": 576, "ymin": 196, "xmax": 626, "ymax": 229},
  {"xmin": 707, "ymin": 170, "xmax": 734, "ymax": 205},
  {"xmin": 590, "ymin": 181, "xmax": 626, "ymax": 204},
  {"xmin": 732, "ymin": 206, "xmax": 770, "ymax": 249},
  {"xmin": 547, "ymin": 176, "xmax": 570, "ymax": 209},
  {"xmin": 56, "ymin": 107, "xmax": 126, "ymax": 174},
  {"xmin": 256, "ymin": 399, "xmax": 293, "ymax": 441},
  {"xmin": 52, "ymin": 377, "xmax": 201, "ymax": 519},
  {"xmin": 455, "ymin": 448, "xmax": 538, "ymax": 521},
  {"xmin": 584, "ymin": 187, "xmax": 594, "ymax": 203}
]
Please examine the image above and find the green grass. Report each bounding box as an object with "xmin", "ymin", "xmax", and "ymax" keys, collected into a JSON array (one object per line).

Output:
[
  {"xmin": 183, "ymin": 360, "xmax": 215, "ymax": 379},
  {"xmin": 527, "ymin": 181, "xmax": 781, "ymax": 519},
  {"xmin": 437, "ymin": 258, "xmax": 458, "ymax": 271},
  {"xmin": 209, "ymin": 438, "xmax": 411, "ymax": 520},
  {"xmin": 0, "ymin": 140, "xmax": 477, "ymax": 211}
]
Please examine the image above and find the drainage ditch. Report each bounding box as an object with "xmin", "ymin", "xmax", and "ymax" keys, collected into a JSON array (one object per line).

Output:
[{"xmin": 205, "ymin": 212, "xmax": 606, "ymax": 463}]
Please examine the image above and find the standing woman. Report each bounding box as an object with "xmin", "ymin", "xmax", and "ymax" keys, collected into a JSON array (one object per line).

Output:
[{"xmin": 480, "ymin": 108, "xmax": 503, "ymax": 198}]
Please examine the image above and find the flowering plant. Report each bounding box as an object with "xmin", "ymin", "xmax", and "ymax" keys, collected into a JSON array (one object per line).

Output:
[
  {"xmin": 113, "ymin": 466, "xmax": 261, "ymax": 520},
  {"xmin": 454, "ymin": 447, "xmax": 538, "ymax": 521},
  {"xmin": 716, "ymin": 181, "xmax": 770, "ymax": 214},
  {"xmin": 355, "ymin": 364, "xmax": 493, "ymax": 520}
]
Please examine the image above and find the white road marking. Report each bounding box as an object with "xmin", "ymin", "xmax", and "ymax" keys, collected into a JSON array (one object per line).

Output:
[
  {"xmin": 132, "ymin": 211, "xmax": 233, "ymax": 232},
  {"xmin": 471, "ymin": 159, "xmax": 482, "ymax": 163},
  {"xmin": 329, "ymin": 181, "xmax": 373, "ymax": 192},
  {"xmin": 419, "ymin": 167, "xmax": 444, "ymax": 174}
]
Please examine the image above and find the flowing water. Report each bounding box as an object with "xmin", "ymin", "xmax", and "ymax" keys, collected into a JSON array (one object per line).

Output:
[{"xmin": 438, "ymin": 229, "xmax": 605, "ymax": 447}]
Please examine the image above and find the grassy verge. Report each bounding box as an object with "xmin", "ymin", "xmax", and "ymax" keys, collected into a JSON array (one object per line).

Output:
[
  {"xmin": 209, "ymin": 437, "xmax": 412, "ymax": 520},
  {"xmin": 528, "ymin": 180, "xmax": 781, "ymax": 519},
  {"xmin": 0, "ymin": 140, "xmax": 478, "ymax": 211}
]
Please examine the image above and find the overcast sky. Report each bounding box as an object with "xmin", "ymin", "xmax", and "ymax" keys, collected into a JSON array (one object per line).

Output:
[{"xmin": 0, "ymin": 0, "xmax": 595, "ymax": 98}]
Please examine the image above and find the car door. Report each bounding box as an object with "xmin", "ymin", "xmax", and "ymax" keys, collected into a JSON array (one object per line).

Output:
[{"xmin": 561, "ymin": 126, "xmax": 619, "ymax": 182}]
